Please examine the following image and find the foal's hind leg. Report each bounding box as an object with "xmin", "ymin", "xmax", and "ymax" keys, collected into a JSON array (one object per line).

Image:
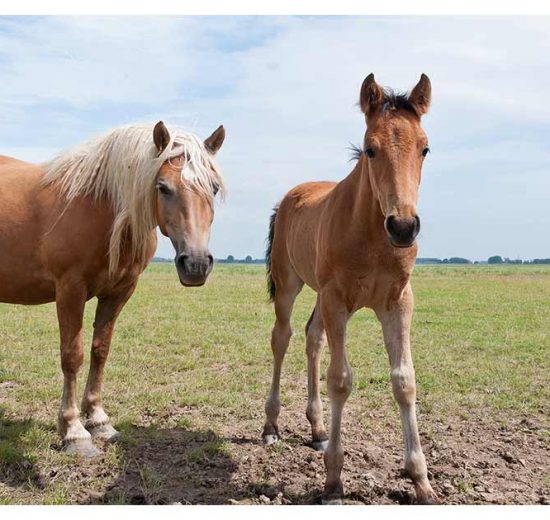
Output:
[
  {"xmin": 81, "ymin": 282, "xmax": 137, "ymax": 442},
  {"xmin": 305, "ymin": 296, "xmax": 328, "ymax": 451},
  {"xmin": 262, "ymin": 273, "xmax": 303, "ymax": 445},
  {"xmin": 56, "ymin": 279, "xmax": 99, "ymax": 457},
  {"xmin": 375, "ymin": 284, "xmax": 438, "ymax": 504}
]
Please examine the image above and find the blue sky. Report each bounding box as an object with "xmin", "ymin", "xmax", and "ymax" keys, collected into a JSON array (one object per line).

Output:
[{"xmin": 1, "ymin": 16, "xmax": 549, "ymax": 261}]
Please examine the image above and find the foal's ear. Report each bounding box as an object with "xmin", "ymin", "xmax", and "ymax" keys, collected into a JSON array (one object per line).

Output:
[
  {"xmin": 153, "ymin": 121, "xmax": 171, "ymax": 157},
  {"xmin": 360, "ymin": 73, "xmax": 384, "ymax": 115},
  {"xmin": 408, "ymin": 74, "xmax": 431, "ymax": 116},
  {"xmin": 204, "ymin": 125, "xmax": 225, "ymax": 154}
]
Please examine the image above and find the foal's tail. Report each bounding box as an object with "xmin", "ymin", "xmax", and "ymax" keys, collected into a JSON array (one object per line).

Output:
[{"xmin": 266, "ymin": 206, "xmax": 279, "ymax": 302}]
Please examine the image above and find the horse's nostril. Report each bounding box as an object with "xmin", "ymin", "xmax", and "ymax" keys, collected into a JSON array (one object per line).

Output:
[{"xmin": 207, "ymin": 254, "xmax": 214, "ymax": 266}]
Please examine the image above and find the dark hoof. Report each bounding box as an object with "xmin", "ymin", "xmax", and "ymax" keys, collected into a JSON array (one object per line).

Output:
[
  {"xmin": 87, "ymin": 423, "xmax": 120, "ymax": 442},
  {"xmin": 263, "ymin": 434, "xmax": 280, "ymax": 446},
  {"xmin": 63, "ymin": 439, "xmax": 100, "ymax": 458},
  {"xmin": 311, "ymin": 439, "xmax": 329, "ymax": 452},
  {"xmin": 417, "ymin": 491, "xmax": 439, "ymax": 505},
  {"xmin": 321, "ymin": 497, "xmax": 343, "ymax": 505}
]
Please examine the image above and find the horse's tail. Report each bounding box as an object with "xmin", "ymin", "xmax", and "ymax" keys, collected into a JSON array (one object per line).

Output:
[{"xmin": 266, "ymin": 206, "xmax": 279, "ymax": 302}]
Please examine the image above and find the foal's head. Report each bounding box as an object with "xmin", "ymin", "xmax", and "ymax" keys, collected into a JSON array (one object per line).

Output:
[
  {"xmin": 359, "ymin": 73, "xmax": 431, "ymax": 248},
  {"xmin": 153, "ymin": 122, "xmax": 225, "ymax": 286}
]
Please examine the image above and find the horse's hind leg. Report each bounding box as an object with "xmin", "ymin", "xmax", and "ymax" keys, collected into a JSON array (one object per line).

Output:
[
  {"xmin": 262, "ymin": 270, "xmax": 303, "ymax": 445},
  {"xmin": 375, "ymin": 284, "xmax": 438, "ymax": 504},
  {"xmin": 305, "ymin": 295, "xmax": 328, "ymax": 451},
  {"xmin": 56, "ymin": 279, "xmax": 99, "ymax": 457},
  {"xmin": 81, "ymin": 282, "xmax": 137, "ymax": 442}
]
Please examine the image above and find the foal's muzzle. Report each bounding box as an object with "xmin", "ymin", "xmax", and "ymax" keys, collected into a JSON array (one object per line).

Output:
[
  {"xmin": 385, "ymin": 215, "xmax": 421, "ymax": 248},
  {"xmin": 175, "ymin": 253, "xmax": 214, "ymax": 286}
]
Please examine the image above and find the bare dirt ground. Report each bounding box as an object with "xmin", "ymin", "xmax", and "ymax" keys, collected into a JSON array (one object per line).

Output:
[
  {"xmin": 1, "ymin": 387, "xmax": 549, "ymax": 505},
  {"xmin": 91, "ymin": 402, "xmax": 548, "ymax": 505}
]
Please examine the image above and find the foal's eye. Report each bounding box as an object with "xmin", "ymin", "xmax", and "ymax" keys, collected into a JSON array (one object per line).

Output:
[
  {"xmin": 422, "ymin": 146, "xmax": 430, "ymax": 157},
  {"xmin": 365, "ymin": 147, "xmax": 375, "ymax": 159},
  {"xmin": 157, "ymin": 183, "xmax": 172, "ymax": 196}
]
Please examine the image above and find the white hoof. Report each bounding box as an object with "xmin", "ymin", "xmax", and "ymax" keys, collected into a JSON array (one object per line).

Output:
[
  {"xmin": 263, "ymin": 434, "xmax": 280, "ymax": 446},
  {"xmin": 312, "ymin": 439, "xmax": 329, "ymax": 452}
]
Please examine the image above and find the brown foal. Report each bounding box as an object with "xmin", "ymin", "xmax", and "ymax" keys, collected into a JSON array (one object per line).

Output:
[
  {"xmin": 263, "ymin": 74, "xmax": 437, "ymax": 504},
  {"xmin": 0, "ymin": 121, "xmax": 225, "ymax": 456}
]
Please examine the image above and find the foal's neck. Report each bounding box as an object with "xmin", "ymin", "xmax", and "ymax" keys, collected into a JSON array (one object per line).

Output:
[{"xmin": 336, "ymin": 156, "xmax": 385, "ymax": 241}]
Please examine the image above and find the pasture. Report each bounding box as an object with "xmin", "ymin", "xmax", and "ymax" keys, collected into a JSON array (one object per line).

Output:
[{"xmin": 0, "ymin": 263, "xmax": 549, "ymax": 504}]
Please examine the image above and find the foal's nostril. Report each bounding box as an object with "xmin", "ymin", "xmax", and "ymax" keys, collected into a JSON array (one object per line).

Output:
[{"xmin": 414, "ymin": 215, "xmax": 421, "ymax": 235}]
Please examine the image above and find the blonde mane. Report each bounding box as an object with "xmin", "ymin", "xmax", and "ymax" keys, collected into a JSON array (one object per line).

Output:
[{"xmin": 42, "ymin": 123, "xmax": 225, "ymax": 275}]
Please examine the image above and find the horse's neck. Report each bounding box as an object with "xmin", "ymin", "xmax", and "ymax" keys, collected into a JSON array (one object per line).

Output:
[{"xmin": 332, "ymin": 157, "xmax": 385, "ymax": 243}]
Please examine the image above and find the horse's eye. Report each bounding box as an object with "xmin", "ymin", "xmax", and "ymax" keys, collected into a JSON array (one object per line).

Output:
[
  {"xmin": 157, "ymin": 183, "xmax": 172, "ymax": 196},
  {"xmin": 365, "ymin": 147, "xmax": 375, "ymax": 159},
  {"xmin": 422, "ymin": 146, "xmax": 430, "ymax": 157},
  {"xmin": 213, "ymin": 184, "xmax": 219, "ymax": 196}
]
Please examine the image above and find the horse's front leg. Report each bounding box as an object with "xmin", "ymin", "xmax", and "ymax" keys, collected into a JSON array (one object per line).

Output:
[
  {"xmin": 56, "ymin": 278, "xmax": 99, "ymax": 457},
  {"xmin": 320, "ymin": 290, "xmax": 351, "ymax": 504},
  {"xmin": 375, "ymin": 283, "xmax": 438, "ymax": 504},
  {"xmin": 81, "ymin": 282, "xmax": 137, "ymax": 441}
]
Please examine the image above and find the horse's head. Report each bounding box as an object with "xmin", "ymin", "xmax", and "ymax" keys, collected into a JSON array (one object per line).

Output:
[
  {"xmin": 153, "ymin": 121, "xmax": 225, "ymax": 286},
  {"xmin": 359, "ymin": 73, "xmax": 431, "ymax": 248}
]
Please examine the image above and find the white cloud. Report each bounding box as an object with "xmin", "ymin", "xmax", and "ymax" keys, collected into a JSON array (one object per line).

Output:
[{"xmin": 1, "ymin": 16, "xmax": 549, "ymax": 261}]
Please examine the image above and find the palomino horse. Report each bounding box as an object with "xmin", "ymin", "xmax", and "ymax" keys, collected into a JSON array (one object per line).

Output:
[
  {"xmin": 0, "ymin": 121, "xmax": 225, "ymax": 456},
  {"xmin": 263, "ymin": 74, "xmax": 437, "ymax": 504}
]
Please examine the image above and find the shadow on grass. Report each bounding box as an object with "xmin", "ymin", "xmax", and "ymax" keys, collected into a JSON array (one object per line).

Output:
[
  {"xmin": 0, "ymin": 408, "xmax": 49, "ymax": 495},
  {"xmin": 97, "ymin": 422, "xmax": 240, "ymax": 504}
]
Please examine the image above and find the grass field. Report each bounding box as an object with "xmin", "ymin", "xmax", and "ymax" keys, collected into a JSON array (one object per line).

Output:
[{"xmin": 0, "ymin": 264, "xmax": 549, "ymax": 504}]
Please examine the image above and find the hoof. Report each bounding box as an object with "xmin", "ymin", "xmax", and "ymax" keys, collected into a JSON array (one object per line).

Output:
[
  {"xmin": 311, "ymin": 439, "xmax": 329, "ymax": 452},
  {"xmin": 416, "ymin": 491, "xmax": 439, "ymax": 505},
  {"xmin": 263, "ymin": 434, "xmax": 280, "ymax": 446},
  {"xmin": 63, "ymin": 439, "xmax": 101, "ymax": 458},
  {"xmin": 87, "ymin": 423, "xmax": 120, "ymax": 442},
  {"xmin": 321, "ymin": 497, "xmax": 343, "ymax": 505}
]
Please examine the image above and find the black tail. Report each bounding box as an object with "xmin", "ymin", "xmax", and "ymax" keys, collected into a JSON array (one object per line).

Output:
[{"xmin": 266, "ymin": 206, "xmax": 279, "ymax": 302}]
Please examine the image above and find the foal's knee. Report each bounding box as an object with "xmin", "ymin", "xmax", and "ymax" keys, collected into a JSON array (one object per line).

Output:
[
  {"xmin": 391, "ymin": 367, "xmax": 416, "ymax": 405},
  {"xmin": 327, "ymin": 364, "xmax": 352, "ymax": 400},
  {"xmin": 271, "ymin": 321, "xmax": 292, "ymax": 351}
]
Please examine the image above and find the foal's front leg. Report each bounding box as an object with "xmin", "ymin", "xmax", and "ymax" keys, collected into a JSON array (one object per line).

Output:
[
  {"xmin": 320, "ymin": 291, "xmax": 351, "ymax": 504},
  {"xmin": 81, "ymin": 283, "xmax": 137, "ymax": 441},
  {"xmin": 376, "ymin": 284, "xmax": 438, "ymax": 504},
  {"xmin": 56, "ymin": 279, "xmax": 99, "ymax": 457}
]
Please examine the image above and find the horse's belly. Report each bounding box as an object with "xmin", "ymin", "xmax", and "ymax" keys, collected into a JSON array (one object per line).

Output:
[{"xmin": 0, "ymin": 275, "xmax": 56, "ymax": 304}]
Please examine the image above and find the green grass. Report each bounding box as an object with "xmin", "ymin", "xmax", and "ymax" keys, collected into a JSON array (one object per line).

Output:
[{"xmin": 0, "ymin": 263, "xmax": 549, "ymax": 503}]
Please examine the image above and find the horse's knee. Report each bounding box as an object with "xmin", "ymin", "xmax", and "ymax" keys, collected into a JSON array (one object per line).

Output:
[
  {"xmin": 90, "ymin": 338, "xmax": 109, "ymax": 364},
  {"xmin": 327, "ymin": 364, "xmax": 352, "ymax": 400},
  {"xmin": 271, "ymin": 321, "xmax": 291, "ymax": 353},
  {"xmin": 61, "ymin": 342, "xmax": 84, "ymax": 375},
  {"xmin": 391, "ymin": 366, "xmax": 416, "ymax": 405}
]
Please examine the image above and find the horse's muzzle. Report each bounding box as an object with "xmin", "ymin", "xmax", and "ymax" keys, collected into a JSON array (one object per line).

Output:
[
  {"xmin": 385, "ymin": 215, "xmax": 420, "ymax": 248},
  {"xmin": 175, "ymin": 253, "xmax": 214, "ymax": 286}
]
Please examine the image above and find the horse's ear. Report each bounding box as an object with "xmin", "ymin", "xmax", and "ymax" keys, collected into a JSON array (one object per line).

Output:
[
  {"xmin": 204, "ymin": 125, "xmax": 225, "ymax": 154},
  {"xmin": 153, "ymin": 121, "xmax": 171, "ymax": 157},
  {"xmin": 408, "ymin": 74, "xmax": 431, "ymax": 116},
  {"xmin": 360, "ymin": 73, "xmax": 384, "ymax": 115}
]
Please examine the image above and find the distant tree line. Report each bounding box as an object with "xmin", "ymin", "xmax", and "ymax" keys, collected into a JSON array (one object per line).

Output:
[{"xmin": 152, "ymin": 255, "xmax": 550, "ymax": 265}]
